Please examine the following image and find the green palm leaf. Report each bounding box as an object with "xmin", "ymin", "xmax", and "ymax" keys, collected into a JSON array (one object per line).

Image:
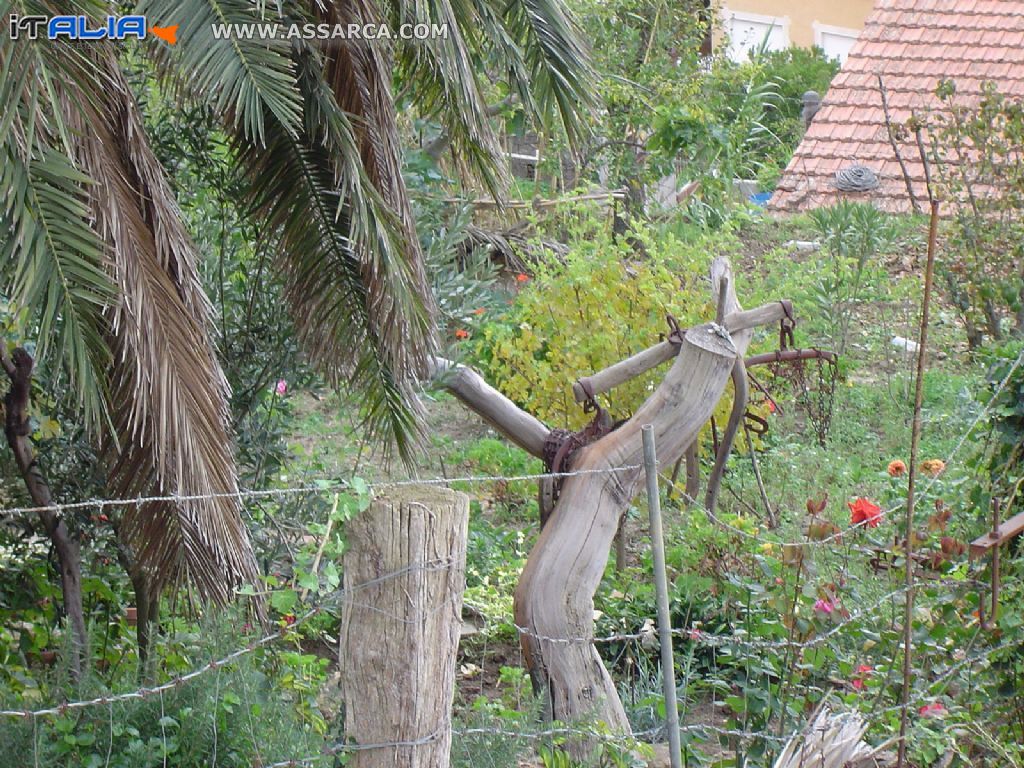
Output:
[
  {"xmin": 0, "ymin": 6, "xmax": 113, "ymax": 429},
  {"xmin": 137, "ymin": 0, "xmax": 303, "ymax": 143},
  {"xmin": 492, "ymin": 0, "xmax": 596, "ymax": 147},
  {"xmin": 232, "ymin": 40, "xmax": 434, "ymax": 465}
]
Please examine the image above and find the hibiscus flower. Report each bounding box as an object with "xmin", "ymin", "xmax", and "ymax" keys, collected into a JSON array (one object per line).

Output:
[
  {"xmin": 919, "ymin": 701, "xmax": 947, "ymax": 717},
  {"xmin": 851, "ymin": 664, "xmax": 872, "ymax": 691}
]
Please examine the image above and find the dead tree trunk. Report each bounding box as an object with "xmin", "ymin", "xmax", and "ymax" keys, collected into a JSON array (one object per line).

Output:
[
  {"xmin": 339, "ymin": 485, "xmax": 469, "ymax": 768},
  {"xmin": 429, "ymin": 258, "xmax": 789, "ymax": 752},
  {"xmin": 1, "ymin": 349, "xmax": 88, "ymax": 679}
]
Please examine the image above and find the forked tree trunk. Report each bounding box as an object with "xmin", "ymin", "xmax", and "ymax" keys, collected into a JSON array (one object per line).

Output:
[
  {"xmin": 339, "ymin": 485, "xmax": 469, "ymax": 768},
  {"xmin": 430, "ymin": 258, "xmax": 786, "ymax": 755}
]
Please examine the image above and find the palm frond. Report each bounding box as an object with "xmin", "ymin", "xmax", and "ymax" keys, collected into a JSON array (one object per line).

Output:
[
  {"xmin": 137, "ymin": 0, "xmax": 303, "ymax": 144},
  {"xmin": 494, "ymin": 0, "xmax": 597, "ymax": 148},
  {"xmin": 385, "ymin": 0, "xmax": 509, "ymax": 193},
  {"xmin": 232, "ymin": 40, "xmax": 434, "ymax": 465},
  {"xmin": 0, "ymin": 6, "xmax": 113, "ymax": 429},
  {"xmin": 73, "ymin": 49, "xmax": 258, "ymax": 600}
]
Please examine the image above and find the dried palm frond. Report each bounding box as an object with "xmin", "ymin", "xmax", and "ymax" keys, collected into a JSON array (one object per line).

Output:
[
  {"xmin": 71, "ymin": 49, "xmax": 258, "ymax": 601},
  {"xmin": 773, "ymin": 704, "xmax": 874, "ymax": 768}
]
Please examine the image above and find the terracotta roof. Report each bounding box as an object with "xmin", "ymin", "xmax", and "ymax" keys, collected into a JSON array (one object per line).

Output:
[{"xmin": 769, "ymin": 0, "xmax": 1024, "ymax": 213}]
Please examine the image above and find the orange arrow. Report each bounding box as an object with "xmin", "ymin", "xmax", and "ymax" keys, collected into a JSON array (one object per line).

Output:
[{"xmin": 150, "ymin": 24, "xmax": 177, "ymax": 45}]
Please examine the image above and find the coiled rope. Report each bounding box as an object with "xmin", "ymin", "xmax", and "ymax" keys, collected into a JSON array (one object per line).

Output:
[{"xmin": 833, "ymin": 164, "xmax": 879, "ymax": 192}]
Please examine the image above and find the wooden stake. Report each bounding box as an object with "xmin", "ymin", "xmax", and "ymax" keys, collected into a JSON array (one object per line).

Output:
[
  {"xmin": 897, "ymin": 199, "xmax": 939, "ymax": 768},
  {"xmin": 643, "ymin": 426, "xmax": 682, "ymax": 768}
]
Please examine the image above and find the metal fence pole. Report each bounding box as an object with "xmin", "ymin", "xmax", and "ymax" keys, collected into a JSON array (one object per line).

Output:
[{"xmin": 642, "ymin": 424, "xmax": 682, "ymax": 768}]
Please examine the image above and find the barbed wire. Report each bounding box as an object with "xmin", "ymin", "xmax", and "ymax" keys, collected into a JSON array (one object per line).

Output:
[
  {"xmin": 0, "ymin": 555, "xmax": 462, "ymax": 720},
  {"xmin": 258, "ymin": 631, "xmax": 1022, "ymax": 768},
  {"xmin": 2, "ymin": 346, "xmax": 1019, "ymax": 762},
  {"xmin": 0, "ymin": 464, "xmax": 643, "ymax": 519}
]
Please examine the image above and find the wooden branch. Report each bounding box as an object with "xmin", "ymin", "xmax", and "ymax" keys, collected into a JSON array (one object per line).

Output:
[
  {"xmin": 514, "ymin": 257, "xmax": 760, "ymax": 747},
  {"xmin": 571, "ymin": 341, "xmax": 677, "ymax": 403},
  {"xmin": 571, "ymin": 299, "xmax": 792, "ymax": 403},
  {"xmin": 723, "ymin": 300, "xmax": 791, "ymax": 334},
  {"xmin": 705, "ymin": 359, "xmax": 749, "ymax": 513},
  {"xmin": 427, "ymin": 358, "xmax": 549, "ymax": 459},
  {"xmin": 1, "ymin": 348, "xmax": 87, "ymax": 679},
  {"xmin": 433, "ymin": 188, "xmax": 628, "ymax": 211},
  {"xmin": 878, "ymin": 75, "xmax": 922, "ymax": 215}
]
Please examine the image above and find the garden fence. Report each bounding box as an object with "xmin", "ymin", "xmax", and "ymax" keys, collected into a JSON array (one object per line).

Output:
[{"xmin": 0, "ymin": 346, "xmax": 1021, "ymax": 766}]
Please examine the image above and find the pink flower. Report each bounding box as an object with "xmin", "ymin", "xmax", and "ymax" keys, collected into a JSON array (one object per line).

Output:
[
  {"xmin": 688, "ymin": 628, "xmax": 703, "ymax": 641},
  {"xmin": 919, "ymin": 701, "xmax": 947, "ymax": 717},
  {"xmin": 275, "ymin": 379, "xmax": 288, "ymax": 395},
  {"xmin": 852, "ymin": 665, "xmax": 872, "ymax": 691},
  {"xmin": 814, "ymin": 598, "xmax": 835, "ymax": 615}
]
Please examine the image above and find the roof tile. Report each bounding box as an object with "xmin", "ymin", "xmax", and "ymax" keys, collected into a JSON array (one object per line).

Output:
[{"xmin": 770, "ymin": 0, "xmax": 1024, "ymax": 214}]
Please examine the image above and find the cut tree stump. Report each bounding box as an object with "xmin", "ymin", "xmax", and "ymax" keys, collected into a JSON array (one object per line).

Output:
[{"xmin": 339, "ymin": 485, "xmax": 469, "ymax": 768}]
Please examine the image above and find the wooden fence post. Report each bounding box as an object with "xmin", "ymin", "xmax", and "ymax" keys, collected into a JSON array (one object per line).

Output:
[{"xmin": 339, "ymin": 485, "xmax": 470, "ymax": 768}]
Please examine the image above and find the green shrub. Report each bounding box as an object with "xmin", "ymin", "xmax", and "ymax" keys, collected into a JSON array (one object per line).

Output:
[
  {"xmin": 475, "ymin": 216, "xmax": 714, "ymax": 431},
  {"xmin": 0, "ymin": 614, "xmax": 326, "ymax": 768}
]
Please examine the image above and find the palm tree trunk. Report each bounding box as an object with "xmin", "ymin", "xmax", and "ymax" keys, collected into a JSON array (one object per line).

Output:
[{"xmin": 2, "ymin": 349, "xmax": 87, "ymax": 679}]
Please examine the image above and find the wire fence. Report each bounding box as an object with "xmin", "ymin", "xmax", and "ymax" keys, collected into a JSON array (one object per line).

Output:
[{"xmin": 1, "ymin": 349, "xmax": 1021, "ymax": 765}]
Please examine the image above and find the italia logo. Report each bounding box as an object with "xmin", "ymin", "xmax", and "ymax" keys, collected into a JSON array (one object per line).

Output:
[{"xmin": 8, "ymin": 15, "xmax": 178, "ymax": 44}]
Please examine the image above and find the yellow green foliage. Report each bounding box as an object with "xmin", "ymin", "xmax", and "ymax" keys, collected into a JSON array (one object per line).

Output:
[{"xmin": 477, "ymin": 220, "xmax": 721, "ymax": 431}]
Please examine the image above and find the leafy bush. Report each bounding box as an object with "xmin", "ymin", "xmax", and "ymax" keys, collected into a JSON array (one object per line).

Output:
[
  {"xmin": 475, "ymin": 216, "xmax": 712, "ymax": 430},
  {"xmin": 648, "ymin": 47, "xmax": 839, "ymax": 224},
  {"xmin": 0, "ymin": 614, "xmax": 326, "ymax": 768}
]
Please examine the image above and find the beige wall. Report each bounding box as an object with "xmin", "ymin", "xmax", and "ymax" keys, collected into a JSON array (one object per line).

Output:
[{"xmin": 717, "ymin": 0, "xmax": 875, "ymax": 50}]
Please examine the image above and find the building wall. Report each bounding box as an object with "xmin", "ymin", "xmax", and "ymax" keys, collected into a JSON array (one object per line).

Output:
[{"xmin": 716, "ymin": 0, "xmax": 875, "ymax": 60}]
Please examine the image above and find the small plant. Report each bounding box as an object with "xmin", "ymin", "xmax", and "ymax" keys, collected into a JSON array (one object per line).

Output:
[{"xmin": 807, "ymin": 201, "xmax": 902, "ymax": 356}]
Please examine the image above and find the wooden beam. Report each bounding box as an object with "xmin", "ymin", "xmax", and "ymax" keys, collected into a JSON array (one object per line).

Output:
[
  {"xmin": 723, "ymin": 300, "xmax": 792, "ymax": 334},
  {"xmin": 571, "ymin": 299, "xmax": 793, "ymax": 403},
  {"xmin": 572, "ymin": 341, "xmax": 678, "ymax": 403},
  {"xmin": 970, "ymin": 510, "xmax": 1024, "ymax": 559},
  {"xmin": 426, "ymin": 358, "xmax": 550, "ymax": 460}
]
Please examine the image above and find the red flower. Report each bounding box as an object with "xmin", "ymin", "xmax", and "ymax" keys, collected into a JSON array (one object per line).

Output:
[
  {"xmin": 515, "ymin": 273, "xmax": 530, "ymax": 283},
  {"xmin": 472, "ymin": 307, "xmax": 486, "ymax": 315},
  {"xmin": 687, "ymin": 628, "xmax": 703, "ymax": 641},
  {"xmin": 454, "ymin": 328, "xmax": 470, "ymax": 340},
  {"xmin": 283, "ymin": 613, "xmax": 296, "ymax": 626},
  {"xmin": 919, "ymin": 701, "xmax": 946, "ymax": 717},
  {"xmin": 851, "ymin": 665, "xmax": 872, "ymax": 691},
  {"xmin": 848, "ymin": 498, "xmax": 883, "ymax": 528},
  {"xmin": 766, "ymin": 399, "xmax": 777, "ymax": 414}
]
